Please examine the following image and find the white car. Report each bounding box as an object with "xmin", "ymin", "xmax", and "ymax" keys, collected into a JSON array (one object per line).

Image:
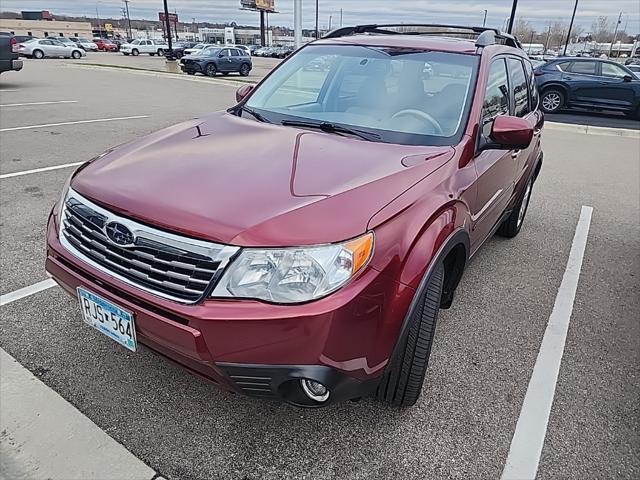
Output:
[
  {"xmin": 18, "ymin": 39, "xmax": 85, "ymax": 59},
  {"xmin": 232, "ymin": 44, "xmax": 251, "ymax": 55},
  {"xmin": 120, "ymin": 39, "xmax": 167, "ymax": 56},
  {"xmin": 71, "ymin": 37, "xmax": 98, "ymax": 51},
  {"xmin": 183, "ymin": 43, "xmax": 212, "ymax": 56}
]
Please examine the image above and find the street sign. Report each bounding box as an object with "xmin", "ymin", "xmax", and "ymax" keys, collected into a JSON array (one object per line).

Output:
[{"xmin": 158, "ymin": 12, "xmax": 178, "ymax": 23}]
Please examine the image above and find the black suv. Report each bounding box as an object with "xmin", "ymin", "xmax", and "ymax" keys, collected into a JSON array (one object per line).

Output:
[
  {"xmin": 180, "ymin": 46, "xmax": 252, "ymax": 77},
  {"xmin": 534, "ymin": 57, "xmax": 640, "ymax": 118}
]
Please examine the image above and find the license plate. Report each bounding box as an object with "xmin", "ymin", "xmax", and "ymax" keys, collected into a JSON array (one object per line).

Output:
[{"xmin": 77, "ymin": 287, "xmax": 137, "ymax": 352}]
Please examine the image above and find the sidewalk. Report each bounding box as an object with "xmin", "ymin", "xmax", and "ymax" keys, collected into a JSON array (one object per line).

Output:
[{"xmin": 0, "ymin": 348, "xmax": 159, "ymax": 480}]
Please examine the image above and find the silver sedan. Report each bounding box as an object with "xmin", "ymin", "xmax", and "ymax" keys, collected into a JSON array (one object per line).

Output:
[{"xmin": 18, "ymin": 39, "xmax": 86, "ymax": 59}]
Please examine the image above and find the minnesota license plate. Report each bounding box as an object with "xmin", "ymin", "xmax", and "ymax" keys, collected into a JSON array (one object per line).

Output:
[{"xmin": 77, "ymin": 287, "xmax": 137, "ymax": 352}]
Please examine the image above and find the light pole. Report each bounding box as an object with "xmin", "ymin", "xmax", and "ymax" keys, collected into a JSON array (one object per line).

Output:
[
  {"xmin": 562, "ymin": 0, "xmax": 578, "ymax": 56},
  {"xmin": 162, "ymin": 0, "xmax": 174, "ymax": 59},
  {"xmin": 294, "ymin": 0, "xmax": 302, "ymax": 49},
  {"xmin": 483, "ymin": 9, "xmax": 487, "ymax": 27},
  {"xmin": 96, "ymin": 4, "xmax": 102, "ymax": 37},
  {"xmin": 315, "ymin": 0, "xmax": 319, "ymax": 39},
  {"xmin": 123, "ymin": 0, "xmax": 132, "ymax": 40},
  {"xmin": 609, "ymin": 11, "xmax": 623, "ymax": 57},
  {"xmin": 507, "ymin": 0, "xmax": 518, "ymax": 33}
]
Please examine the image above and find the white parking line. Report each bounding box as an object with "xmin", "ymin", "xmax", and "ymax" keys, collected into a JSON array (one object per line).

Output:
[
  {"xmin": 0, "ymin": 279, "xmax": 57, "ymax": 307},
  {"xmin": 0, "ymin": 115, "xmax": 149, "ymax": 132},
  {"xmin": 0, "ymin": 100, "xmax": 78, "ymax": 107},
  {"xmin": 501, "ymin": 205, "xmax": 594, "ymax": 480},
  {"xmin": 0, "ymin": 161, "xmax": 83, "ymax": 180}
]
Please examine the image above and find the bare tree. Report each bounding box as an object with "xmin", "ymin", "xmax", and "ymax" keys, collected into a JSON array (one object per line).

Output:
[
  {"xmin": 513, "ymin": 18, "xmax": 536, "ymax": 43},
  {"xmin": 547, "ymin": 21, "xmax": 568, "ymax": 49},
  {"xmin": 591, "ymin": 16, "xmax": 612, "ymax": 43}
]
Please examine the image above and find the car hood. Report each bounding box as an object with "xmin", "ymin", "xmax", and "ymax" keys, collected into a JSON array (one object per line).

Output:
[{"xmin": 71, "ymin": 112, "xmax": 454, "ymax": 246}]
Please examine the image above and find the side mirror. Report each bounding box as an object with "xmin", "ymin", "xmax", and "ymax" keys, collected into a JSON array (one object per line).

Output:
[
  {"xmin": 484, "ymin": 115, "xmax": 534, "ymax": 151},
  {"xmin": 235, "ymin": 84, "xmax": 255, "ymax": 103},
  {"xmin": 623, "ymin": 74, "xmax": 633, "ymax": 82},
  {"xmin": 218, "ymin": 52, "xmax": 225, "ymax": 58}
]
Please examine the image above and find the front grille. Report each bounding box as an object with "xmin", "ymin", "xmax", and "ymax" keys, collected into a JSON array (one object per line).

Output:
[{"xmin": 60, "ymin": 189, "xmax": 238, "ymax": 303}]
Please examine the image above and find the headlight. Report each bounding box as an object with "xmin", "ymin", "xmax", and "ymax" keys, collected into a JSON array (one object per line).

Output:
[
  {"xmin": 55, "ymin": 173, "xmax": 73, "ymax": 222},
  {"xmin": 211, "ymin": 232, "xmax": 374, "ymax": 304}
]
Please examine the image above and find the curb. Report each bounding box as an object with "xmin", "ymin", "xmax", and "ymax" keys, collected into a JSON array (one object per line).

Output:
[
  {"xmin": 65, "ymin": 62, "xmax": 255, "ymax": 88},
  {"xmin": 545, "ymin": 121, "xmax": 640, "ymax": 138},
  {"xmin": 0, "ymin": 348, "xmax": 157, "ymax": 480}
]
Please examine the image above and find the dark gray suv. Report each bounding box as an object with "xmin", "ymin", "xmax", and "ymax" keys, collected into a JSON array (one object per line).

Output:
[{"xmin": 180, "ymin": 47, "xmax": 252, "ymax": 77}]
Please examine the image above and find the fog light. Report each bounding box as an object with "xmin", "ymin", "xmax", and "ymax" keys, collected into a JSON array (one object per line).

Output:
[{"xmin": 300, "ymin": 379, "xmax": 330, "ymax": 402}]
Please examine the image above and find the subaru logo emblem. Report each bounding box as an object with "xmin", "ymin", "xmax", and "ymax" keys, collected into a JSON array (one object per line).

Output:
[{"xmin": 105, "ymin": 222, "xmax": 135, "ymax": 246}]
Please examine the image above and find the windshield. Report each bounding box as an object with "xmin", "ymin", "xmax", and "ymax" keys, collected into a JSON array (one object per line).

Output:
[
  {"xmin": 245, "ymin": 44, "xmax": 479, "ymax": 146},
  {"xmin": 197, "ymin": 48, "xmax": 221, "ymax": 57},
  {"xmin": 131, "ymin": 39, "xmax": 140, "ymax": 45}
]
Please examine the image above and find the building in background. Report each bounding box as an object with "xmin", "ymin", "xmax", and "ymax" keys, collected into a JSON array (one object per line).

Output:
[{"xmin": 0, "ymin": 17, "xmax": 92, "ymax": 39}]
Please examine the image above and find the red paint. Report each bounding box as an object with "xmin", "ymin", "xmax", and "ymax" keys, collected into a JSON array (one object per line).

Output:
[{"xmin": 46, "ymin": 34, "xmax": 543, "ymax": 398}]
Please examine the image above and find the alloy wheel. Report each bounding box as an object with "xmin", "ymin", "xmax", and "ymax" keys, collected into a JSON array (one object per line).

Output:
[{"xmin": 542, "ymin": 92, "xmax": 561, "ymax": 112}]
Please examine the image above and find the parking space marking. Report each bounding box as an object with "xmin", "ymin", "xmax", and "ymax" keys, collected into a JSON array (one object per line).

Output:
[
  {"xmin": 0, "ymin": 161, "xmax": 83, "ymax": 179},
  {"xmin": 0, "ymin": 100, "xmax": 78, "ymax": 107},
  {"xmin": 0, "ymin": 279, "xmax": 56, "ymax": 307},
  {"xmin": 0, "ymin": 115, "xmax": 149, "ymax": 132},
  {"xmin": 501, "ymin": 205, "xmax": 594, "ymax": 480}
]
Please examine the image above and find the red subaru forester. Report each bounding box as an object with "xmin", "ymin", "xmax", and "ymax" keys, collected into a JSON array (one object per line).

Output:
[{"xmin": 46, "ymin": 25, "xmax": 543, "ymax": 407}]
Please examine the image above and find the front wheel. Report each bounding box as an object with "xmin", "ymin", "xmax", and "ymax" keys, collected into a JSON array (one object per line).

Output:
[
  {"xmin": 33, "ymin": 49, "xmax": 44, "ymax": 59},
  {"xmin": 157, "ymin": 49, "xmax": 164, "ymax": 56},
  {"xmin": 149, "ymin": 53, "xmax": 155, "ymax": 56},
  {"xmin": 71, "ymin": 50, "xmax": 81, "ymax": 59},
  {"xmin": 206, "ymin": 63, "xmax": 217, "ymax": 77},
  {"xmin": 497, "ymin": 177, "xmax": 534, "ymax": 238},
  {"xmin": 131, "ymin": 49, "xmax": 139, "ymax": 56},
  {"xmin": 540, "ymin": 89, "xmax": 564, "ymax": 113},
  {"xmin": 239, "ymin": 63, "xmax": 251, "ymax": 76},
  {"xmin": 376, "ymin": 262, "xmax": 444, "ymax": 407}
]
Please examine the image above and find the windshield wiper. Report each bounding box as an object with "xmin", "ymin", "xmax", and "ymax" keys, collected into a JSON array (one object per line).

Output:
[
  {"xmin": 281, "ymin": 120, "xmax": 381, "ymax": 142},
  {"xmin": 240, "ymin": 106, "xmax": 270, "ymax": 123}
]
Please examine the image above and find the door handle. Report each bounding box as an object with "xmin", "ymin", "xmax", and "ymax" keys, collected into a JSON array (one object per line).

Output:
[{"xmin": 511, "ymin": 150, "xmax": 521, "ymax": 159}]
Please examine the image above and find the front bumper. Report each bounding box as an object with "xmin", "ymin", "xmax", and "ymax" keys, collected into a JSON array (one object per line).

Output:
[{"xmin": 46, "ymin": 208, "xmax": 414, "ymax": 405}]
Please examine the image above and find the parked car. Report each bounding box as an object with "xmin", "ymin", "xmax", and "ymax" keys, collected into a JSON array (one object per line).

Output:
[
  {"xmin": 183, "ymin": 43, "xmax": 211, "ymax": 56},
  {"xmin": 58, "ymin": 37, "xmax": 78, "ymax": 48},
  {"xmin": 627, "ymin": 64, "xmax": 640, "ymax": 79},
  {"xmin": 534, "ymin": 57, "xmax": 640, "ymax": 117},
  {"xmin": 120, "ymin": 39, "xmax": 167, "ymax": 56},
  {"xmin": 93, "ymin": 38, "xmax": 118, "ymax": 52},
  {"xmin": 171, "ymin": 41, "xmax": 197, "ymax": 58},
  {"xmin": 180, "ymin": 47, "xmax": 252, "ymax": 77},
  {"xmin": 0, "ymin": 32, "xmax": 23, "ymax": 74},
  {"xmin": 47, "ymin": 24, "xmax": 543, "ymax": 408},
  {"xmin": 248, "ymin": 45, "xmax": 260, "ymax": 55},
  {"xmin": 624, "ymin": 58, "xmax": 640, "ymax": 66},
  {"xmin": 273, "ymin": 46, "xmax": 294, "ymax": 58},
  {"xmin": 232, "ymin": 44, "xmax": 251, "ymax": 56},
  {"xmin": 70, "ymin": 37, "xmax": 98, "ymax": 52},
  {"xmin": 254, "ymin": 47, "xmax": 275, "ymax": 57},
  {"xmin": 13, "ymin": 35, "xmax": 36, "ymax": 43},
  {"xmin": 18, "ymin": 38, "xmax": 85, "ymax": 59}
]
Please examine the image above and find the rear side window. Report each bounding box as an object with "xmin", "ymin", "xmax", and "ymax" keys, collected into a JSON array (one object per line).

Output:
[
  {"xmin": 601, "ymin": 62, "xmax": 629, "ymax": 78},
  {"xmin": 481, "ymin": 58, "xmax": 510, "ymax": 137},
  {"xmin": 230, "ymin": 49, "xmax": 240, "ymax": 57},
  {"xmin": 567, "ymin": 61, "xmax": 597, "ymax": 75},
  {"xmin": 523, "ymin": 60, "xmax": 539, "ymax": 110},
  {"xmin": 507, "ymin": 58, "xmax": 530, "ymax": 117}
]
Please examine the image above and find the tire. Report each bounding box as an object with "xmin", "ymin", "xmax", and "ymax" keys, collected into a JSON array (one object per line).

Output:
[
  {"xmin": 71, "ymin": 50, "xmax": 81, "ymax": 59},
  {"xmin": 376, "ymin": 262, "xmax": 445, "ymax": 407},
  {"xmin": 497, "ymin": 176, "xmax": 534, "ymax": 238},
  {"xmin": 206, "ymin": 63, "xmax": 217, "ymax": 77},
  {"xmin": 239, "ymin": 63, "xmax": 251, "ymax": 76},
  {"xmin": 131, "ymin": 49, "xmax": 139, "ymax": 56},
  {"xmin": 540, "ymin": 88, "xmax": 564, "ymax": 113},
  {"xmin": 149, "ymin": 53, "xmax": 155, "ymax": 56},
  {"xmin": 157, "ymin": 49, "xmax": 164, "ymax": 56},
  {"xmin": 123, "ymin": 52, "xmax": 130, "ymax": 56},
  {"xmin": 186, "ymin": 71, "xmax": 195, "ymax": 75},
  {"xmin": 33, "ymin": 49, "xmax": 44, "ymax": 59}
]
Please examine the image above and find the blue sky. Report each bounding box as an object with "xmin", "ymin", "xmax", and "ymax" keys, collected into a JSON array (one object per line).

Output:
[{"xmin": 2, "ymin": 1, "xmax": 639, "ymax": 33}]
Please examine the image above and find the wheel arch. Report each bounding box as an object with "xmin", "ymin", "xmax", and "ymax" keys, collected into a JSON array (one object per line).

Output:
[{"xmin": 540, "ymin": 82, "xmax": 569, "ymax": 100}]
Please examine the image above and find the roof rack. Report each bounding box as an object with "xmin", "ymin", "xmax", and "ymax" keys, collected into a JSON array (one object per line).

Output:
[{"xmin": 323, "ymin": 23, "xmax": 522, "ymax": 49}]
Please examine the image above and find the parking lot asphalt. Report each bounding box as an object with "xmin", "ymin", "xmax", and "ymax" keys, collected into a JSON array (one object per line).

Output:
[{"xmin": 1, "ymin": 59, "xmax": 639, "ymax": 480}]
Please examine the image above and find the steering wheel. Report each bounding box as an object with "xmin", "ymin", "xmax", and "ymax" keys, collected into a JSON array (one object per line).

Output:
[{"xmin": 391, "ymin": 109, "xmax": 443, "ymax": 136}]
